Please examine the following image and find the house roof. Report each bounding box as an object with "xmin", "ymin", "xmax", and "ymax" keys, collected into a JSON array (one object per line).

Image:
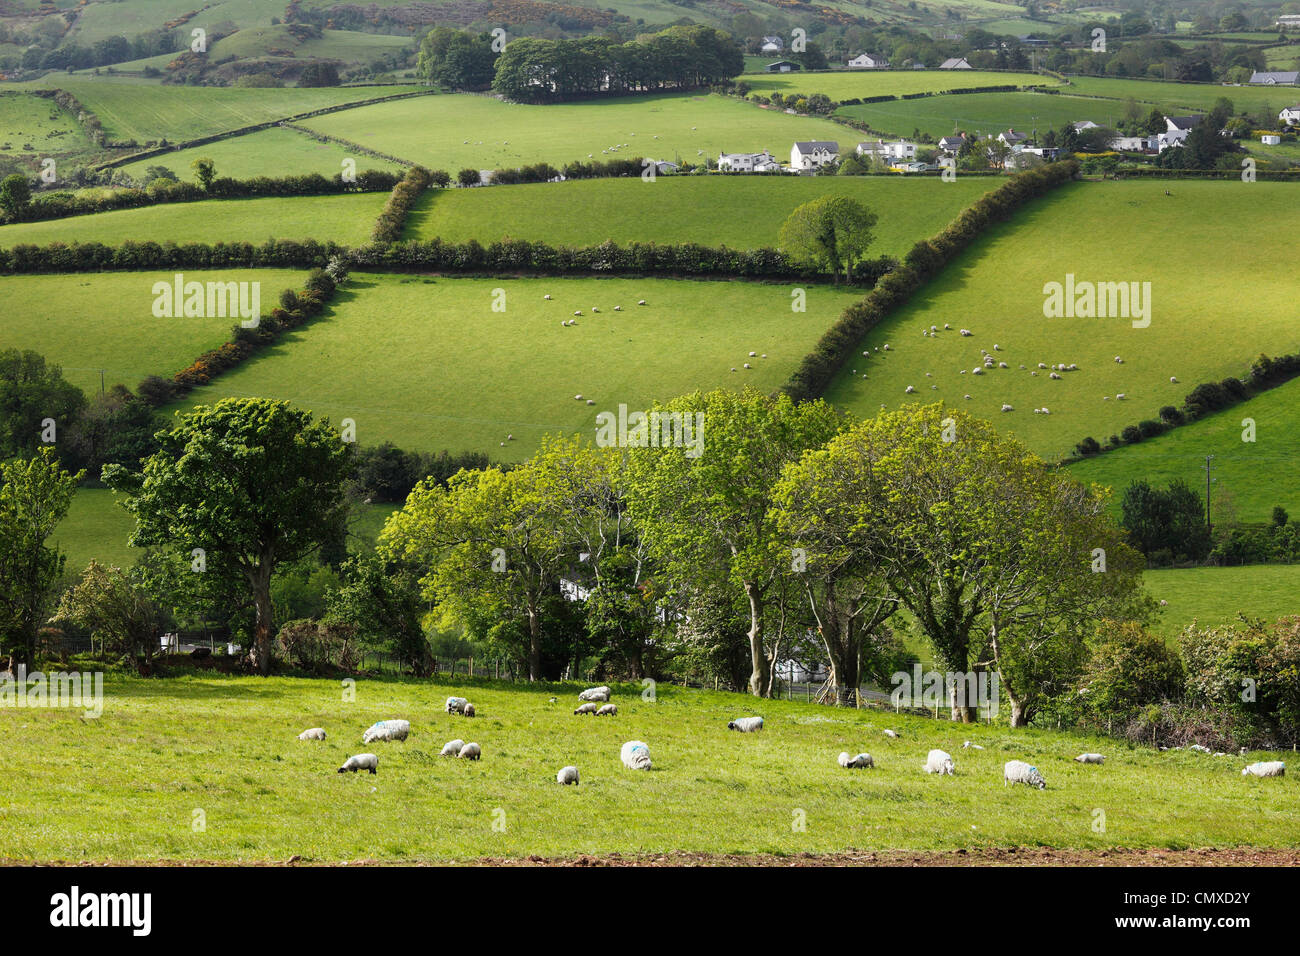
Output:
[
  {"xmin": 939, "ymin": 57, "xmax": 971, "ymax": 69},
  {"xmin": 1000, "ymin": 129, "xmax": 1028, "ymax": 142},
  {"xmin": 794, "ymin": 141, "xmax": 839, "ymax": 153},
  {"xmin": 1250, "ymin": 71, "xmax": 1299, "ymax": 84},
  {"xmin": 1165, "ymin": 115, "xmax": 1202, "ymax": 130}
]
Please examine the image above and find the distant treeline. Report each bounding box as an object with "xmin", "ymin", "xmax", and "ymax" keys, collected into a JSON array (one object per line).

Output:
[{"xmin": 419, "ymin": 25, "xmax": 744, "ymax": 103}]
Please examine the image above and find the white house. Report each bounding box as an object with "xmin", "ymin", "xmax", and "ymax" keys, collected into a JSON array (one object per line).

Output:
[
  {"xmin": 856, "ymin": 139, "xmax": 917, "ymax": 161},
  {"xmin": 718, "ymin": 150, "xmax": 779, "ymax": 172},
  {"xmin": 1249, "ymin": 71, "xmax": 1299, "ymax": 86},
  {"xmin": 998, "ymin": 128, "xmax": 1029, "ymax": 147},
  {"xmin": 1262, "ymin": 133, "xmax": 1282, "ymax": 145},
  {"xmin": 1157, "ymin": 129, "xmax": 1189, "ymax": 151},
  {"xmin": 791, "ymin": 140, "xmax": 839, "ymax": 170},
  {"xmin": 1280, "ymin": 105, "xmax": 1300, "ymax": 126},
  {"xmin": 760, "ymin": 35, "xmax": 783, "ymax": 55},
  {"xmin": 938, "ymin": 135, "xmax": 965, "ymax": 154},
  {"xmin": 847, "ymin": 53, "xmax": 889, "ymax": 69},
  {"xmin": 1072, "ymin": 120, "xmax": 1100, "ymax": 130},
  {"xmin": 1111, "ymin": 134, "xmax": 1155, "ymax": 151},
  {"xmin": 939, "ymin": 57, "xmax": 972, "ymax": 70},
  {"xmin": 1165, "ymin": 115, "xmax": 1201, "ymax": 133},
  {"xmin": 1277, "ymin": 14, "xmax": 1300, "ymax": 29}
]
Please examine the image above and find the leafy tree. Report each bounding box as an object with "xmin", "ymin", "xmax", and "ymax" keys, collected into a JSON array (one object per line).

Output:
[
  {"xmin": 191, "ymin": 157, "xmax": 216, "ymax": 191},
  {"xmin": 778, "ymin": 195, "xmax": 877, "ymax": 283},
  {"xmin": 0, "ymin": 449, "xmax": 83, "ymax": 664},
  {"xmin": 1078, "ymin": 621, "xmax": 1183, "ymax": 726},
  {"xmin": 1120, "ymin": 479, "xmax": 1211, "ymax": 562},
  {"xmin": 0, "ymin": 350, "xmax": 86, "ymax": 460},
  {"xmin": 103, "ymin": 399, "xmax": 353, "ymax": 674},
  {"xmin": 457, "ymin": 167, "xmax": 481, "ymax": 187},
  {"xmin": 0, "ymin": 173, "xmax": 31, "ymax": 215},
  {"xmin": 622, "ymin": 388, "xmax": 844, "ymax": 696},
  {"xmin": 52, "ymin": 561, "xmax": 166, "ymax": 667},
  {"xmin": 416, "ymin": 27, "xmax": 498, "ymax": 90},
  {"xmin": 324, "ymin": 554, "xmax": 431, "ymax": 674},
  {"xmin": 298, "ymin": 62, "xmax": 341, "ymax": 87}
]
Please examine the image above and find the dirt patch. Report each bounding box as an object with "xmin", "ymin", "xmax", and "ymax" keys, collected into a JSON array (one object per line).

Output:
[{"xmin": 7, "ymin": 847, "xmax": 1299, "ymax": 867}]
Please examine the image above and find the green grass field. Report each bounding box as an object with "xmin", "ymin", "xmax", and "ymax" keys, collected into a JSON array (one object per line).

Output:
[
  {"xmin": 822, "ymin": 179, "xmax": 1300, "ymax": 465},
  {"xmin": 299, "ymin": 92, "xmax": 856, "ymax": 171},
  {"xmin": 117, "ymin": 125, "xmax": 404, "ymax": 181},
  {"xmin": 0, "ymin": 193, "xmax": 388, "ymax": 248},
  {"xmin": 0, "ymin": 91, "xmax": 93, "ymax": 156},
  {"xmin": 2, "ymin": 671, "xmax": 1294, "ymax": 862},
  {"xmin": 744, "ymin": 70, "xmax": 1057, "ymax": 100},
  {"xmin": 1144, "ymin": 565, "xmax": 1300, "ymax": 637},
  {"xmin": 20, "ymin": 79, "xmax": 419, "ymax": 144},
  {"xmin": 1068, "ymin": 375, "xmax": 1300, "ymax": 523},
  {"xmin": 63, "ymin": 0, "xmax": 275, "ymax": 47},
  {"xmin": 173, "ymin": 274, "xmax": 867, "ymax": 458},
  {"xmin": 406, "ymin": 176, "xmax": 996, "ymax": 256},
  {"xmin": 1063, "ymin": 75, "xmax": 1299, "ymax": 116},
  {"xmin": 838, "ymin": 91, "xmax": 1137, "ymax": 139},
  {"xmin": 0, "ymin": 269, "xmax": 305, "ymax": 396}
]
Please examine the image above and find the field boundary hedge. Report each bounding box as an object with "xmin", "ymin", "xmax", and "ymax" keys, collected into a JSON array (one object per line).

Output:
[
  {"xmin": 279, "ymin": 122, "xmax": 414, "ymax": 168},
  {"xmin": 778, "ymin": 160, "xmax": 1081, "ymax": 402},
  {"xmin": 91, "ymin": 87, "xmax": 440, "ymax": 169},
  {"xmin": 373, "ymin": 165, "xmax": 432, "ymax": 242},
  {"xmin": 1112, "ymin": 167, "xmax": 1300, "ymax": 181},
  {"xmin": 0, "ymin": 238, "xmax": 345, "ymax": 272}
]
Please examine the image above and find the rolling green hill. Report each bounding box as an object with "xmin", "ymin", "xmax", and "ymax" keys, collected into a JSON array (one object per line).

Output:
[{"xmin": 838, "ymin": 90, "xmax": 1135, "ymax": 139}]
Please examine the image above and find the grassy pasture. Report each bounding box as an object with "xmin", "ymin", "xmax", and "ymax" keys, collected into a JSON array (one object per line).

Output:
[
  {"xmin": 1068, "ymin": 374, "xmax": 1300, "ymax": 523},
  {"xmin": 1143, "ymin": 565, "xmax": 1300, "ymax": 637},
  {"xmin": 0, "ymin": 91, "xmax": 92, "ymax": 156},
  {"xmin": 406, "ymin": 176, "xmax": 996, "ymax": 256},
  {"xmin": 299, "ymin": 92, "xmax": 857, "ymax": 171},
  {"xmin": 117, "ymin": 125, "xmax": 404, "ymax": 181},
  {"xmin": 173, "ymin": 274, "xmax": 867, "ymax": 458},
  {"xmin": 0, "ymin": 269, "xmax": 305, "ymax": 397},
  {"xmin": 743, "ymin": 70, "xmax": 1058, "ymax": 100},
  {"xmin": 822, "ymin": 180, "xmax": 1300, "ymax": 466},
  {"xmin": 1062, "ymin": 75, "xmax": 1299, "ymax": 115},
  {"xmin": 837, "ymin": 91, "xmax": 1136, "ymax": 139},
  {"xmin": 0, "ymin": 192, "xmax": 388, "ymax": 248},
  {"xmin": 20, "ymin": 79, "xmax": 418, "ymax": 144},
  {"xmin": 1, "ymin": 671, "xmax": 1294, "ymax": 862}
]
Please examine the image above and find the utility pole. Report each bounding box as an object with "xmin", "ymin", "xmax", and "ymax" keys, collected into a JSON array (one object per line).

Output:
[{"xmin": 1204, "ymin": 454, "xmax": 1215, "ymax": 534}]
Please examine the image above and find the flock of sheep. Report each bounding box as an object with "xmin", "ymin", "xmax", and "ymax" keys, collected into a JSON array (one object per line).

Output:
[
  {"xmin": 856, "ymin": 329, "xmax": 1185, "ymax": 414},
  {"xmin": 304, "ymin": 686, "xmax": 1286, "ymax": 789}
]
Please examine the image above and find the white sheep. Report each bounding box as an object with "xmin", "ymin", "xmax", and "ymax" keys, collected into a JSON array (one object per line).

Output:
[
  {"xmin": 592, "ymin": 307, "xmax": 600, "ymax": 313},
  {"xmin": 1041, "ymin": 407, "xmax": 1050, "ymax": 415},
  {"xmin": 1170, "ymin": 376, "xmax": 1178, "ymax": 383},
  {"xmin": 595, "ymin": 704, "xmax": 617, "ymax": 716},
  {"xmin": 1116, "ymin": 393, "xmax": 1126, "ymax": 400},
  {"xmin": 638, "ymin": 299, "xmax": 647, "ymax": 306},
  {"xmin": 439, "ymin": 738, "xmax": 465, "ymax": 757},
  {"xmin": 574, "ymin": 702, "xmax": 599, "ymax": 715},
  {"xmin": 1050, "ymin": 372, "xmax": 1062, "ymax": 380},
  {"xmin": 1038, "ymin": 363, "xmax": 1047, "ymax": 369},
  {"xmin": 962, "ymin": 741, "xmax": 984, "ymax": 750},
  {"xmin": 972, "ymin": 367, "xmax": 984, "ymax": 375},
  {"xmin": 964, "ymin": 394, "xmax": 971, "ymax": 400},
  {"xmin": 578, "ymin": 685, "xmax": 611, "ymax": 702},
  {"xmin": 543, "ymin": 294, "xmax": 552, "ymax": 300},
  {"xmin": 297, "ymin": 728, "xmax": 326, "ymax": 741},
  {"xmin": 458, "ymin": 742, "xmax": 481, "ymax": 760},
  {"xmin": 883, "ymin": 344, "xmax": 891, "ymax": 351},
  {"xmin": 1242, "ymin": 761, "xmax": 1285, "ymax": 778},
  {"xmin": 338, "ymin": 753, "xmax": 378, "ymax": 774},
  {"xmin": 749, "ymin": 351, "xmax": 756, "ymax": 357},
  {"xmin": 621, "ymin": 740, "xmax": 652, "ymax": 770},
  {"xmin": 744, "ymin": 363, "xmax": 751, "ymax": 369},
  {"xmin": 1001, "ymin": 403, "xmax": 1013, "ymax": 412},
  {"xmin": 993, "ymin": 344, "xmax": 1001, "ymax": 351},
  {"xmin": 362, "ymin": 719, "xmax": 410, "ymax": 743},
  {"xmin": 905, "ymin": 385, "xmax": 915, "ymax": 394},
  {"xmin": 728, "ymin": 716, "xmax": 763, "ymax": 733},
  {"xmin": 463, "ymin": 703, "xmax": 476, "ymax": 718},
  {"xmin": 557, "ymin": 765, "xmax": 579, "ymax": 785},
  {"xmin": 883, "ymin": 729, "xmax": 900, "ymax": 738},
  {"xmin": 574, "ymin": 311, "xmax": 582, "ymax": 316},
  {"xmin": 445, "ymin": 697, "xmax": 469, "ymax": 715},
  {"xmin": 838, "ymin": 752, "xmax": 874, "ymax": 768},
  {"xmin": 614, "ymin": 305, "xmax": 622, "ymax": 311},
  {"xmin": 924, "ymin": 749, "xmax": 954, "ymax": 775},
  {"xmin": 1074, "ymin": 753, "xmax": 1105, "ymax": 764},
  {"xmin": 1114, "ymin": 356, "xmax": 1123, "ymax": 363},
  {"xmin": 998, "ymin": 362, "xmax": 1008, "ymax": 368},
  {"xmin": 1003, "ymin": 759, "xmax": 1046, "ymax": 789},
  {"xmin": 1188, "ymin": 744, "xmax": 1211, "ymax": 753}
]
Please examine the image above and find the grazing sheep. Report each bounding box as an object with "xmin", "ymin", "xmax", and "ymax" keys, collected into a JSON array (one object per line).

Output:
[
  {"xmin": 964, "ymin": 394, "xmax": 972, "ymax": 400},
  {"xmin": 727, "ymin": 716, "xmax": 763, "ymax": 733},
  {"xmin": 621, "ymin": 740, "xmax": 652, "ymax": 771},
  {"xmin": 1242, "ymin": 761, "xmax": 1285, "ymax": 778},
  {"xmin": 1050, "ymin": 372, "xmax": 1062, "ymax": 380},
  {"xmin": 1001, "ymin": 404, "xmax": 1013, "ymax": 412},
  {"xmin": 446, "ymin": 697, "xmax": 469, "ymax": 715},
  {"xmin": 1116, "ymin": 393, "xmax": 1126, "ymax": 400},
  {"xmin": 924, "ymin": 749, "xmax": 955, "ymax": 775},
  {"xmin": 883, "ymin": 344, "xmax": 891, "ymax": 351},
  {"xmin": 573, "ymin": 394, "xmax": 583, "ymax": 402},
  {"xmin": 439, "ymin": 739, "xmax": 465, "ymax": 757},
  {"xmin": 1038, "ymin": 363, "xmax": 1047, "ymax": 369},
  {"xmin": 1188, "ymin": 744, "xmax": 1211, "ymax": 753},
  {"xmin": 557, "ymin": 765, "xmax": 579, "ymax": 785},
  {"xmin": 338, "ymin": 753, "xmax": 378, "ymax": 774},
  {"xmin": 962, "ymin": 741, "xmax": 984, "ymax": 750},
  {"xmin": 744, "ymin": 363, "xmax": 752, "ymax": 369},
  {"xmin": 1114, "ymin": 356, "xmax": 1123, "ymax": 364},
  {"xmin": 463, "ymin": 703, "xmax": 476, "ymax": 718},
  {"xmin": 543, "ymin": 294, "xmax": 552, "ymax": 300},
  {"xmin": 298, "ymin": 728, "xmax": 326, "ymax": 741},
  {"xmin": 638, "ymin": 299, "xmax": 647, "ymax": 306},
  {"xmin": 883, "ymin": 729, "xmax": 900, "ymax": 738},
  {"xmin": 993, "ymin": 344, "xmax": 1001, "ymax": 351},
  {"xmin": 972, "ymin": 367, "xmax": 984, "ymax": 375},
  {"xmin": 574, "ymin": 702, "xmax": 599, "ymax": 715},
  {"xmin": 838, "ymin": 752, "xmax": 874, "ymax": 769},
  {"xmin": 578, "ymin": 685, "xmax": 611, "ymax": 702},
  {"xmin": 574, "ymin": 311, "xmax": 582, "ymax": 316},
  {"xmin": 1003, "ymin": 760, "xmax": 1046, "ymax": 789},
  {"xmin": 363, "ymin": 719, "xmax": 410, "ymax": 743},
  {"xmin": 1074, "ymin": 753, "xmax": 1105, "ymax": 764},
  {"xmin": 614, "ymin": 305, "xmax": 622, "ymax": 311},
  {"xmin": 548, "ymin": 697, "xmax": 558, "ymax": 704},
  {"xmin": 905, "ymin": 385, "xmax": 916, "ymax": 394},
  {"xmin": 592, "ymin": 307, "xmax": 600, "ymax": 313},
  {"xmin": 944, "ymin": 324, "xmax": 951, "ymax": 330},
  {"xmin": 595, "ymin": 704, "xmax": 617, "ymax": 716},
  {"xmin": 960, "ymin": 329, "xmax": 972, "ymax": 336},
  {"xmin": 1159, "ymin": 599, "xmax": 1168, "ymax": 606},
  {"xmin": 999, "ymin": 362, "xmax": 1009, "ymax": 368},
  {"xmin": 458, "ymin": 742, "xmax": 481, "ymax": 760},
  {"xmin": 1170, "ymin": 376, "xmax": 1178, "ymax": 383},
  {"xmin": 749, "ymin": 351, "xmax": 757, "ymax": 357}
]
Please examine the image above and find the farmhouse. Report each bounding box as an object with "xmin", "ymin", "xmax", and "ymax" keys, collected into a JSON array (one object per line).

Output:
[
  {"xmin": 857, "ymin": 139, "xmax": 917, "ymax": 161},
  {"xmin": 1072, "ymin": 120, "xmax": 1100, "ymax": 130},
  {"xmin": 940, "ymin": 57, "xmax": 972, "ymax": 70},
  {"xmin": 790, "ymin": 141, "xmax": 839, "ymax": 170},
  {"xmin": 1156, "ymin": 129, "xmax": 1189, "ymax": 151},
  {"xmin": 938, "ymin": 135, "xmax": 966, "ymax": 154},
  {"xmin": 1278, "ymin": 14, "xmax": 1300, "ymax": 29},
  {"xmin": 1165, "ymin": 115, "xmax": 1201, "ymax": 132},
  {"xmin": 766, "ymin": 60, "xmax": 800, "ymax": 73},
  {"xmin": 1280, "ymin": 106, "xmax": 1300, "ymax": 126},
  {"xmin": 718, "ymin": 150, "xmax": 780, "ymax": 172},
  {"xmin": 1111, "ymin": 134, "xmax": 1156, "ymax": 151},
  {"xmin": 760, "ymin": 36, "xmax": 783, "ymax": 54},
  {"xmin": 847, "ymin": 53, "xmax": 889, "ymax": 69},
  {"xmin": 1249, "ymin": 71, "xmax": 1299, "ymax": 86},
  {"xmin": 998, "ymin": 129, "xmax": 1029, "ymax": 147}
]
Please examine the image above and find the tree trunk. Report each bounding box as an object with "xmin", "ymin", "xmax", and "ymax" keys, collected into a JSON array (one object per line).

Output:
[
  {"xmin": 744, "ymin": 581, "xmax": 769, "ymax": 697},
  {"xmin": 250, "ymin": 566, "xmax": 274, "ymax": 676},
  {"xmin": 527, "ymin": 600, "xmax": 542, "ymax": 682}
]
